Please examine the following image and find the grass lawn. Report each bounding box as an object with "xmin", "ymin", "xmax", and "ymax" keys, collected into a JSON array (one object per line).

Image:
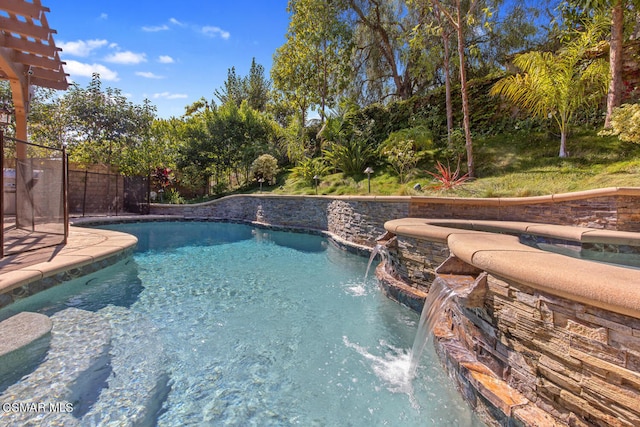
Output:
[
  {"xmin": 267, "ymin": 129, "xmax": 640, "ymax": 198},
  {"xmin": 187, "ymin": 128, "xmax": 640, "ymax": 201}
]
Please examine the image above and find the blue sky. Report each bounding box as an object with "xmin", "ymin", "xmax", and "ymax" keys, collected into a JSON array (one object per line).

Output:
[{"xmin": 47, "ymin": 1, "xmax": 290, "ymax": 118}]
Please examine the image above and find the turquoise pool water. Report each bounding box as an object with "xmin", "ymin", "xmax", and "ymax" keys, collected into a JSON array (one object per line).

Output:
[{"xmin": 0, "ymin": 222, "xmax": 481, "ymax": 426}]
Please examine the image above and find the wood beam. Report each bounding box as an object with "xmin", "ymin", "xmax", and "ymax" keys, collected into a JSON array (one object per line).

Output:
[
  {"xmin": 0, "ymin": 15, "xmax": 51, "ymax": 40},
  {"xmin": 0, "ymin": 0, "xmax": 48, "ymax": 20},
  {"xmin": 0, "ymin": 33, "xmax": 57, "ymax": 58}
]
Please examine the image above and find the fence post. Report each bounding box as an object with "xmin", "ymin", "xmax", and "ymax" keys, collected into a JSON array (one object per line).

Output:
[
  {"xmin": 82, "ymin": 169, "xmax": 88, "ymax": 217},
  {"xmin": 63, "ymin": 145, "xmax": 68, "ymax": 243}
]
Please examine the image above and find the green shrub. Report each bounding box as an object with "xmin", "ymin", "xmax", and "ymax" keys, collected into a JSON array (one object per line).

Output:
[
  {"xmin": 166, "ymin": 188, "xmax": 185, "ymax": 204},
  {"xmin": 290, "ymin": 157, "xmax": 330, "ymax": 185},
  {"xmin": 251, "ymin": 154, "xmax": 279, "ymax": 185},
  {"xmin": 601, "ymin": 103, "xmax": 640, "ymax": 144}
]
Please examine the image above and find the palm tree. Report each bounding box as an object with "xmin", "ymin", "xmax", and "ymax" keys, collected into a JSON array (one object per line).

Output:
[{"xmin": 490, "ymin": 19, "xmax": 610, "ymax": 158}]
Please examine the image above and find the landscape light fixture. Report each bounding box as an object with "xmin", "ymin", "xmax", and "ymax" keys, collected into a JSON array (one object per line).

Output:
[
  {"xmin": 364, "ymin": 167, "xmax": 374, "ymax": 193},
  {"xmin": 258, "ymin": 177, "xmax": 265, "ymax": 193},
  {"xmin": 313, "ymin": 175, "xmax": 320, "ymax": 194}
]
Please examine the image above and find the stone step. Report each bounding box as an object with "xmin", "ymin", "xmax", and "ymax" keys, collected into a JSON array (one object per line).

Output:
[
  {"xmin": 0, "ymin": 312, "xmax": 52, "ymax": 392},
  {"xmin": 0, "ymin": 306, "xmax": 169, "ymax": 426},
  {"xmin": 81, "ymin": 305, "xmax": 170, "ymax": 426},
  {"xmin": 0, "ymin": 307, "xmax": 110, "ymax": 426}
]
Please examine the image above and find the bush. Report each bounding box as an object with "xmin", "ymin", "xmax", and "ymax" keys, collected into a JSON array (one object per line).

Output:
[
  {"xmin": 602, "ymin": 103, "xmax": 640, "ymax": 144},
  {"xmin": 251, "ymin": 154, "xmax": 279, "ymax": 185},
  {"xmin": 290, "ymin": 157, "xmax": 330, "ymax": 185},
  {"xmin": 379, "ymin": 126, "xmax": 434, "ymax": 183}
]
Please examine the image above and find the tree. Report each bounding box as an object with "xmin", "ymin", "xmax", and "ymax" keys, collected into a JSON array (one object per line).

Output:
[
  {"xmin": 429, "ymin": 0, "xmax": 486, "ymax": 178},
  {"xmin": 601, "ymin": 103, "xmax": 640, "ymax": 143},
  {"xmin": 27, "ymin": 87, "xmax": 71, "ymax": 148},
  {"xmin": 381, "ymin": 126, "xmax": 433, "ymax": 183},
  {"xmin": 345, "ymin": 0, "xmax": 419, "ymax": 100},
  {"xmin": 564, "ymin": 0, "xmax": 640, "ymax": 127},
  {"xmin": 214, "ymin": 67, "xmax": 245, "ymax": 107},
  {"xmin": 177, "ymin": 101, "xmax": 282, "ymax": 193},
  {"xmin": 246, "ymin": 58, "xmax": 271, "ymax": 112},
  {"xmin": 60, "ymin": 74, "xmax": 158, "ymax": 172},
  {"xmin": 272, "ymin": 0, "xmax": 351, "ymax": 124},
  {"xmin": 490, "ymin": 19, "xmax": 610, "ymax": 157}
]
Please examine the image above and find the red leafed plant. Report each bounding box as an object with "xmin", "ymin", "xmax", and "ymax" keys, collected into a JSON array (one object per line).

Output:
[{"xmin": 426, "ymin": 159, "xmax": 469, "ymax": 190}]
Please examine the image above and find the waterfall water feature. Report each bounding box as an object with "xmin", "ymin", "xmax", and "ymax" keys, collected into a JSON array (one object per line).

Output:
[
  {"xmin": 408, "ymin": 277, "xmax": 455, "ymax": 376},
  {"xmin": 365, "ymin": 243, "xmax": 388, "ymax": 279}
]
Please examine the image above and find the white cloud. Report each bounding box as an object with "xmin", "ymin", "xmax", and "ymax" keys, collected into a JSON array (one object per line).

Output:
[
  {"xmin": 202, "ymin": 26, "xmax": 230, "ymax": 40},
  {"xmin": 153, "ymin": 92, "xmax": 188, "ymax": 100},
  {"xmin": 59, "ymin": 39, "xmax": 108, "ymax": 57},
  {"xmin": 99, "ymin": 13, "xmax": 108, "ymax": 20},
  {"xmin": 169, "ymin": 18, "xmax": 184, "ymax": 26},
  {"xmin": 142, "ymin": 24, "xmax": 169, "ymax": 32},
  {"xmin": 136, "ymin": 71, "xmax": 164, "ymax": 79},
  {"xmin": 64, "ymin": 60, "xmax": 119, "ymax": 81},
  {"xmin": 104, "ymin": 51, "xmax": 147, "ymax": 65},
  {"xmin": 158, "ymin": 55, "xmax": 175, "ymax": 64}
]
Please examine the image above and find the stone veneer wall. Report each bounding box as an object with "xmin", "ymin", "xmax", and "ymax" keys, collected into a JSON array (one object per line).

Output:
[
  {"xmin": 150, "ymin": 188, "xmax": 640, "ymax": 239},
  {"xmin": 409, "ymin": 188, "xmax": 640, "ymax": 231},
  {"xmin": 443, "ymin": 273, "xmax": 640, "ymax": 426},
  {"xmin": 150, "ymin": 195, "xmax": 410, "ymax": 247}
]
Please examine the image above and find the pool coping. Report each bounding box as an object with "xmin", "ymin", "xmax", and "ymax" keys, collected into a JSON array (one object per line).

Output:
[
  {"xmin": 384, "ymin": 218, "xmax": 640, "ymax": 319},
  {"xmin": 0, "ymin": 224, "xmax": 138, "ymax": 307}
]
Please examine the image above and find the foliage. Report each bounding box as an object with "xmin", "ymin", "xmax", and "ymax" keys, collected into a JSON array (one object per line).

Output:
[
  {"xmin": 290, "ymin": 157, "xmax": 330, "ymax": 185},
  {"xmin": 165, "ymin": 188, "xmax": 185, "ymax": 204},
  {"xmin": 272, "ymin": 0, "xmax": 351, "ymax": 126},
  {"xmin": 251, "ymin": 154, "xmax": 279, "ymax": 185},
  {"xmin": 381, "ymin": 140, "xmax": 424, "ymax": 183},
  {"xmin": 380, "ymin": 126, "xmax": 433, "ymax": 183},
  {"xmin": 63, "ymin": 74, "xmax": 157, "ymax": 171},
  {"xmin": 323, "ymin": 138, "xmax": 375, "ymax": 176},
  {"xmin": 214, "ymin": 58, "xmax": 271, "ymax": 111},
  {"xmin": 320, "ymin": 112, "xmax": 377, "ymax": 176},
  {"xmin": 426, "ymin": 160, "xmax": 470, "ymax": 190},
  {"xmin": 600, "ymin": 103, "xmax": 640, "ymax": 143},
  {"xmin": 177, "ymin": 101, "xmax": 282, "ymax": 192},
  {"xmin": 152, "ymin": 167, "xmax": 174, "ymax": 190},
  {"xmin": 490, "ymin": 18, "xmax": 610, "ymax": 157},
  {"xmin": 381, "ymin": 126, "xmax": 434, "ymax": 151}
]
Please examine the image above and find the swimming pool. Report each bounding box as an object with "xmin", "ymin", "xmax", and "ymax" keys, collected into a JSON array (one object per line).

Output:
[{"xmin": 0, "ymin": 222, "xmax": 481, "ymax": 426}]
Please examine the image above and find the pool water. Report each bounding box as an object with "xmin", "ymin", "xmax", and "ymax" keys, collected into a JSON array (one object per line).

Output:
[{"xmin": 0, "ymin": 222, "xmax": 481, "ymax": 426}]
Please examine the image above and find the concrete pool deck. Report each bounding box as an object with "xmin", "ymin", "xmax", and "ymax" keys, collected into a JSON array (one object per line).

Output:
[{"xmin": 0, "ymin": 221, "xmax": 139, "ymax": 307}]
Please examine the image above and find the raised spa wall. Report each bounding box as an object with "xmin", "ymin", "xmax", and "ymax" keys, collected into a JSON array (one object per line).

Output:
[{"xmin": 151, "ymin": 187, "xmax": 640, "ymax": 427}]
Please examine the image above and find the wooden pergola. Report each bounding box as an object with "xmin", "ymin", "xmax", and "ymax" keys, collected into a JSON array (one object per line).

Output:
[
  {"xmin": 0, "ymin": 1, "xmax": 68, "ymax": 255},
  {"xmin": 0, "ymin": 0, "xmax": 68, "ymax": 140}
]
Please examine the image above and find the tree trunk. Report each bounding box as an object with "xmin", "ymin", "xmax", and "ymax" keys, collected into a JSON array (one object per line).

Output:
[
  {"xmin": 456, "ymin": 3, "xmax": 475, "ymax": 178},
  {"xmin": 604, "ymin": 0, "xmax": 624, "ymax": 129},
  {"xmin": 442, "ymin": 30, "xmax": 453, "ymax": 146},
  {"xmin": 559, "ymin": 129, "xmax": 568, "ymax": 158}
]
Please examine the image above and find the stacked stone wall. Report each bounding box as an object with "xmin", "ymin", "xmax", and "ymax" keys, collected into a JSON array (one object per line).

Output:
[
  {"xmin": 151, "ymin": 196, "xmax": 410, "ymax": 247},
  {"xmin": 408, "ymin": 196, "xmax": 629, "ymax": 230},
  {"xmin": 441, "ymin": 274, "xmax": 640, "ymax": 426}
]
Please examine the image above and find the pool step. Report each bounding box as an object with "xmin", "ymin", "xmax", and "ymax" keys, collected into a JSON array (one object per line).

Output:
[
  {"xmin": 81, "ymin": 305, "xmax": 170, "ymax": 426},
  {"xmin": 0, "ymin": 312, "xmax": 52, "ymax": 393},
  {"xmin": 0, "ymin": 308, "xmax": 110, "ymax": 426},
  {"xmin": 0, "ymin": 307, "xmax": 169, "ymax": 426}
]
